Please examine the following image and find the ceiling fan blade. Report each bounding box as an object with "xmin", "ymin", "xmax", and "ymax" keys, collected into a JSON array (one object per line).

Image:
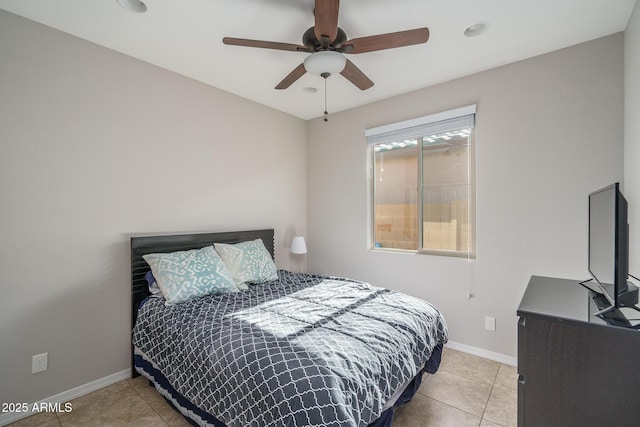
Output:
[
  {"xmin": 340, "ymin": 59, "xmax": 374, "ymax": 90},
  {"xmin": 314, "ymin": 0, "xmax": 340, "ymax": 44},
  {"xmin": 342, "ymin": 28, "xmax": 429, "ymax": 54},
  {"xmin": 275, "ymin": 63, "xmax": 307, "ymax": 89},
  {"xmin": 223, "ymin": 37, "xmax": 310, "ymax": 52}
]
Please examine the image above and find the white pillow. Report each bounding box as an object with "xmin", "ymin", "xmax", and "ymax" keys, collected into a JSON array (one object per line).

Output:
[{"xmin": 214, "ymin": 239, "xmax": 278, "ymax": 290}]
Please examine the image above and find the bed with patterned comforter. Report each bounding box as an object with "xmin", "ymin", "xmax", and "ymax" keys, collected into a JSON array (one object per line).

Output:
[{"xmin": 132, "ymin": 270, "xmax": 447, "ymax": 427}]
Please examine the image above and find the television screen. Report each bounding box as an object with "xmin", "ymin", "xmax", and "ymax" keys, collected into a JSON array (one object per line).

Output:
[{"xmin": 588, "ymin": 183, "xmax": 628, "ymax": 306}]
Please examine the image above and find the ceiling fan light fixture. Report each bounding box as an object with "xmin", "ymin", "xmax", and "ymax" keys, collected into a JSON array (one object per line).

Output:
[
  {"xmin": 117, "ymin": 0, "xmax": 147, "ymax": 13},
  {"xmin": 304, "ymin": 51, "xmax": 346, "ymax": 76}
]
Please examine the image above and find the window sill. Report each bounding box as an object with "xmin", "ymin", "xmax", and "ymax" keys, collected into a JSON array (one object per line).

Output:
[{"xmin": 370, "ymin": 247, "xmax": 475, "ymax": 259}]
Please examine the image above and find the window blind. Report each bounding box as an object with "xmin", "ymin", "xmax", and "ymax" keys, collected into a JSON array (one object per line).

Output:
[{"xmin": 364, "ymin": 104, "xmax": 476, "ymax": 146}]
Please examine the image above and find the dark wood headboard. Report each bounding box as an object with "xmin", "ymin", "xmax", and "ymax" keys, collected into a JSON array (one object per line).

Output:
[{"xmin": 130, "ymin": 228, "xmax": 275, "ymax": 376}]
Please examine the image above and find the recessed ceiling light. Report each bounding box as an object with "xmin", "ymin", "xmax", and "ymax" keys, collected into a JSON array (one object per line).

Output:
[
  {"xmin": 464, "ymin": 21, "xmax": 489, "ymax": 37},
  {"xmin": 302, "ymin": 87, "xmax": 318, "ymax": 94},
  {"xmin": 117, "ymin": 0, "xmax": 147, "ymax": 13}
]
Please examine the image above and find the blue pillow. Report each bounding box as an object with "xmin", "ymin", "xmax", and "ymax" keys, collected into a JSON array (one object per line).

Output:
[
  {"xmin": 214, "ymin": 239, "xmax": 278, "ymax": 290},
  {"xmin": 143, "ymin": 246, "xmax": 237, "ymax": 305},
  {"xmin": 144, "ymin": 271, "xmax": 162, "ymax": 295}
]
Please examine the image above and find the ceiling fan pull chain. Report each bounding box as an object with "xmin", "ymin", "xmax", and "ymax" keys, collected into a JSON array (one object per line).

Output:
[{"xmin": 322, "ymin": 72, "xmax": 329, "ymax": 122}]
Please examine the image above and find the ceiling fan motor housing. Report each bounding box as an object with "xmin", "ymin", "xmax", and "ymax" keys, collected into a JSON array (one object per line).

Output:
[{"xmin": 303, "ymin": 27, "xmax": 348, "ymax": 51}]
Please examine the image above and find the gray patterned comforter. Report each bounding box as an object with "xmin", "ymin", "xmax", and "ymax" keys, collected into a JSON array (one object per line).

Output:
[{"xmin": 132, "ymin": 271, "xmax": 448, "ymax": 427}]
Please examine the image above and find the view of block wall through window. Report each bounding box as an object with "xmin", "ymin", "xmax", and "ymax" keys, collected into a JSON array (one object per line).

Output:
[
  {"xmin": 371, "ymin": 117, "xmax": 474, "ymax": 256},
  {"xmin": 374, "ymin": 144, "xmax": 418, "ymax": 249},
  {"xmin": 423, "ymin": 135, "xmax": 471, "ymax": 252}
]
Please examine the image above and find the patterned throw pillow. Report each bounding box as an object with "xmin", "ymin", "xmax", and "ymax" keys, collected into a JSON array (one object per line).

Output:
[
  {"xmin": 143, "ymin": 246, "xmax": 237, "ymax": 305},
  {"xmin": 214, "ymin": 239, "xmax": 278, "ymax": 290}
]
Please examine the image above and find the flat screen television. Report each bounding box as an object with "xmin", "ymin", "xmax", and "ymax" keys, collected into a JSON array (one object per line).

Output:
[{"xmin": 588, "ymin": 182, "xmax": 638, "ymax": 315}]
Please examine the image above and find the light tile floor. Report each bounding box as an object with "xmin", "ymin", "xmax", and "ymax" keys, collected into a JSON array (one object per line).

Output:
[
  {"xmin": 8, "ymin": 348, "xmax": 517, "ymax": 427},
  {"xmin": 394, "ymin": 348, "xmax": 517, "ymax": 427}
]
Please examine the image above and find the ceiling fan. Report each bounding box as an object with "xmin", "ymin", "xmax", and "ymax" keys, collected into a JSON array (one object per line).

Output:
[{"xmin": 222, "ymin": 0, "xmax": 430, "ymax": 91}]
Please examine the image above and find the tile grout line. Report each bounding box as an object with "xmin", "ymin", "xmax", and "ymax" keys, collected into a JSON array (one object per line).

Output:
[
  {"xmin": 479, "ymin": 363, "xmax": 510, "ymax": 427},
  {"xmin": 128, "ymin": 378, "xmax": 173, "ymax": 426},
  {"xmin": 417, "ymin": 366, "xmax": 498, "ymax": 421},
  {"xmin": 429, "ymin": 357, "xmax": 505, "ymax": 427},
  {"xmin": 417, "ymin": 394, "xmax": 485, "ymax": 424},
  {"xmin": 479, "ymin": 364, "xmax": 498, "ymax": 426},
  {"xmin": 479, "ymin": 383, "xmax": 495, "ymax": 426},
  {"xmin": 417, "ymin": 368, "xmax": 496, "ymax": 424}
]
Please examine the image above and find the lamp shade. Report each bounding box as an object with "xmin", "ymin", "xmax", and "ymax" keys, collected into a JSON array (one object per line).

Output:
[
  {"xmin": 290, "ymin": 236, "xmax": 307, "ymax": 255},
  {"xmin": 303, "ymin": 51, "xmax": 346, "ymax": 76}
]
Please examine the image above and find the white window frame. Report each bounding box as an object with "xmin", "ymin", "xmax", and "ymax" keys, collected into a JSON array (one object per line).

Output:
[{"xmin": 365, "ymin": 105, "xmax": 476, "ymax": 257}]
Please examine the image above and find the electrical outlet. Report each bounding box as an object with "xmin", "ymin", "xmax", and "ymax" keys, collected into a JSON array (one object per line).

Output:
[
  {"xmin": 32, "ymin": 353, "xmax": 48, "ymax": 374},
  {"xmin": 485, "ymin": 316, "xmax": 496, "ymax": 332}
]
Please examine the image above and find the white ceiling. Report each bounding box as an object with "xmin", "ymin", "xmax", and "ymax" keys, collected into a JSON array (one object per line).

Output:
[{"xmin": 1, "ymin": 0, "xmax": 636, "ymax": 120}]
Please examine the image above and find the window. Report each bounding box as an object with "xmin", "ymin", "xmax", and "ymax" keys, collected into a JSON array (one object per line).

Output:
[{"xmin": 366, "ymin": 105, "xmax": 476, "ymax": 257}]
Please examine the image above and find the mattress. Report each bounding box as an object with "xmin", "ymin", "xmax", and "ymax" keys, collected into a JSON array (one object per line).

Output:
[{"xmin": 132, "ymin": 271, "xmax": 448, "ymax": 426}]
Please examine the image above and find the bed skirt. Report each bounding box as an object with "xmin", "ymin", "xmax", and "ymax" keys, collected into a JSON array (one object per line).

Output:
[{"xmin": 134, "ymin": 342, "xmax": 443, "ymax": 427}]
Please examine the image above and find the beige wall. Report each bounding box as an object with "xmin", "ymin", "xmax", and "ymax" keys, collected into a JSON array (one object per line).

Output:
[
  {"xmin": 0, "ymin": 10, "xmax": 307, "ymax": 405},
  {"xmin": 625, "ymin": 2, "xmax": 640, "ymax": 285},
  {"xmin": 307, "ymin": 33, "xmax": 625, "ymax": 358}
]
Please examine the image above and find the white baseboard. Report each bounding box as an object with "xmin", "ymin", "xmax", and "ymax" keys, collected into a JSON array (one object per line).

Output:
[
  {"xmin": 0, "ymin": 369, "xmax": 131, "ymax": 426},
  {"xmin": 445, "ymin": 340, "xmax": 518, "ymax": 367}
]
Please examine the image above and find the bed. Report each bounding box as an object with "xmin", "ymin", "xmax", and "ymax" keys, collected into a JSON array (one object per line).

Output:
[{"xmin": 131, "ymin": 229, "xmax": 447, "ymax": 427}]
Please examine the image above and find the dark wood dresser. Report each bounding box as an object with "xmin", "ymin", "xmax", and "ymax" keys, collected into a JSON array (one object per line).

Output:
[{"xmin": 517, "ymin": 275, "xmax": 640, "ymax": 427}]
